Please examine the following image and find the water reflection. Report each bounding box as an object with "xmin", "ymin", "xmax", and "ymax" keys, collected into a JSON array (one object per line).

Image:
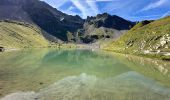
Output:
[
  {"xmin": 0, "ymin": 49, "xmax": 170, "ymax": 100},
  {"xmin": 125, "ymin": 55, "xmax": 169, "ymax": 76},
  {"xmin": 117, "ymin": 54, "xmax": 170, "ymax": 87},
  {"xmin": 1, "ymin": 73, "xmax": 170, "ymax": 100}
]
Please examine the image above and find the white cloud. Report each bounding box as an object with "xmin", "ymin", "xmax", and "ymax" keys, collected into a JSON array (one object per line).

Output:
[
  {"xmin": 161, "ymin": 11, "xmax": 170, "ymax": 18},
  {"xmin": 60, "ymin": 6, "xmax": 78, "ymax": 16},
  {"xmin": 42, "ymin": 0, "xmax": 170, "ymax": 21},
  {"xmin": 87, "ymin": 0, "xmax": 114, "ymax": 2},
  {"xmin": 68, "ymin": 6, "xmax": 75, "ymax": 11},
  {"xmin": 127, "ymin": 14, "xmax": 162, "ymax": 21},
  {"xmin": 62, "ymin": 10, "xmax": 79, "ymax": 16},
  {"xmin": 70, "ymin": 0, "xmax": 101, "ymax": 18},
  {"xmin": 141, "ymin": 0, "xmax": 168, "ymax": 11},
  {"xmin": 70, "ymin": 0, "xmax": 88, "ymax": 18},
  {"xmin": 102, "ymin": 0, "xmax": 133, "ymax": 12},
  {"xmin": 42, "ymin": 0, "xmax": 119, "ymax": 18},
  {"xmin": 86, "ymin": 0, "xmax": 99, "ymax": 15},
  {"xmin": 41, "ymin": 0, "xmax": 68, "ymax": 8}
]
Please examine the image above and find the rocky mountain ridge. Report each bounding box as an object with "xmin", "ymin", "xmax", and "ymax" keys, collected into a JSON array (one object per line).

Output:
[{"xmin": 0, "ymin": 0, "xmax": 135, "ymax": 43}]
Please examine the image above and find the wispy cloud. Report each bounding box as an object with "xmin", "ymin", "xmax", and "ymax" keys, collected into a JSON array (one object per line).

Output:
[
  {"xmin": 161, "ymin": 11, "xmax": 170, "ymax": 18},
  {"xmin": 70, "ymin": 0, "xmax": 88, "ymax": 18},
  {"xmin": 41, "ymin": 0, "xmax": 68, "ymax": 8},
  {"xmin": 69, "ymin": 0, "xmax": 102, "ymax": 18},
  {"xmin": 141, "ymin": 0, "xmax": 168, "ymax": 11},
  {"xmin": 42, "ymin": 0, "xmax": 170, "ymax": 21},
  {"xmin": 62, "ymin": 6, "xmax": 78, "ymax": 16},
  {"xmin": 87, "ymin": 0, "xmax": 114, "ymax": 2},
  {"xmin": 127, "ymin": 14, "xmax": 162, "ymax": 21},
  {"xmin": 68, "ymin": 6, "xmax": 75, "ymax": 11},
  {"xmin": 86, "ymin": 0, "xmax": 99, "ymax": 15}
]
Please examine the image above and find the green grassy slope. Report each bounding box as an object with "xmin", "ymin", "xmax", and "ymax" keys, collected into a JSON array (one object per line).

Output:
[
  {"xmin": 0, "ymin": 20, "xmax": 49, "ymax": 49},
  {"xmin": 130, "ymin": 20, "xmax": 152, "ymax": 31},
  {"xmin": 106, "ymin": 16, "xmax": 170, "ymax": 59}
]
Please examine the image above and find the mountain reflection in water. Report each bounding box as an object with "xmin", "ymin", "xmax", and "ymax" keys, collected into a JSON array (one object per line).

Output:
[{"xmin": 0, "ymin": 49, "xmax": 170, "ymax": 100}]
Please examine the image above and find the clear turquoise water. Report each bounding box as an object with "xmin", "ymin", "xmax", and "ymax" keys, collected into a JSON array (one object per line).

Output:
[{"xmin": 0, "ymin": 49, "xmax": 170, "ymax": 100}]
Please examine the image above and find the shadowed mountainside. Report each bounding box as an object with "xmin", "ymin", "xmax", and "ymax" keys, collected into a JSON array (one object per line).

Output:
[
  {"xmin": 0, "ymin": 0, "xmax": 84, "ymax": 41},
  {"xmin": 0, "ymin": 0, "xmax": 135, "ymax": 43}
]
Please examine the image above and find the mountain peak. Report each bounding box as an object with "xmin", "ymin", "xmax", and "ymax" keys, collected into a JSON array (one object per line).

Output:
[
  {"xmin": 96, "ymin": 13, "xmax": 110, "ymax": 18},
  {"xmin": 0, "ymin": 0, "xmax": 84, "ymax": 41},
  {"xmin": 0, "ymin": 0, "xmax": 134, "ymax": 43},
  {"xmin": 86, "ymin": 13, "xmax": 134, "ymax": 30}
]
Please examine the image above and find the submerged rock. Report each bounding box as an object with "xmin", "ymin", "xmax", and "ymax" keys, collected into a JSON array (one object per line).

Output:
[{"xmin": 0, "ymin": 47, "xmax": 5, "ymax": 52}]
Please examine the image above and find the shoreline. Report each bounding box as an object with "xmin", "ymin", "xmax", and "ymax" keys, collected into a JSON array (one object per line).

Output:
[
  {"xmin": 103, "ymin": 48, "xmax": 170, "ymax": 61},
  {"xmin": 1, "ymin": 44, "xmax": 169, "ymax": 61}
]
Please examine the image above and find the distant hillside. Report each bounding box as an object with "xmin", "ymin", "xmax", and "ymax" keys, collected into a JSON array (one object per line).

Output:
[
  {"xmin": 68, "ymin": 13, "xmax": 135, "ymax": 43},
  {"xmin": 0, "ymin": 20, "xmax": 49, "ymax": 49},
  {"xmin": 0, "ymin": 0, "xmax": 84, "ymax": 41},
  {"xmin": 106, "ymin": 16, "xmax": 170, "ymax": 59},
  {"xmin": 0, "ymin": 0, "xmax": 135, "ymax": 43},
  {"xmin": 86, "ymin": 13, "xmax": 134, "ymax": 30}
]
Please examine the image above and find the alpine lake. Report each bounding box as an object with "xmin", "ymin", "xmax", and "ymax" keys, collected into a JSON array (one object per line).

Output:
[{"xmin": 0, "ymin": 49, "xmax": 170, "ymax": 100}]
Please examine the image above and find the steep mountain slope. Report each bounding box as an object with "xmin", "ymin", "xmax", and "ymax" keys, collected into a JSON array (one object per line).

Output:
[
  {"xmin": 130, "ymin": 20, "xmax": 153, "ymax": 31},
  {"xmin": 0, "ymin": 20, "xmax": 49, "ymax": 49},
  {"xmin": 0, "ymin": 0, "xmax": 84, "ymax": 41},
  {"xmin": 106, "ymin": 16, "xmax": 170, "ymax": 59},
  {"xmin": 86, "ymin": 13, "xmax": 134, "ymax": 30},
  {"xmin": 0, "ymin": 0, "xmax": 136, "ymax": 43},
  {"xmin": 68, "ymin": 13, "xmax": 135, "ymax": 43}
]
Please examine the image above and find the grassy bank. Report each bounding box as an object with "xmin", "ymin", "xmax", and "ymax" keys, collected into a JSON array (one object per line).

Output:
[
  {"xmin": 105, "ymin": 16, "xmax": 170, "ymax": 60},
  {"xmin": 0, "ymin": 20, "xmax": 49, "ymax": 50}
]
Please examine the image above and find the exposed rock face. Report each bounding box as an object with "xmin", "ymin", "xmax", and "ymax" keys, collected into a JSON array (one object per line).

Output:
[
  {"xmin": 86, "ymin": 13, "xmax": 134, "ymax": 30},
  {"xmin": 0, "ymin": 0, "xmax": 134, "ymax": 43},
  {"xmin": 0, "ymin": 0, "xmax": 84, "ymax": 41},
  {"xmin": 73, "ymin": 13, "xmax": 135, "ymax": 43}
]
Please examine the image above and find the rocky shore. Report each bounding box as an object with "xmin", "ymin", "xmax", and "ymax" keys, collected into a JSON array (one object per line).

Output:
[{"xmin": 0, "ymin": 47, "xmax": 5, "ymax": 52}]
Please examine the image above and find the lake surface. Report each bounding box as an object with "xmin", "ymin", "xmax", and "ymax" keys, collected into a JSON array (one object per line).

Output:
[{"xmin": 0, "ymin": 49, "xmax": 170, "ymax": 100}]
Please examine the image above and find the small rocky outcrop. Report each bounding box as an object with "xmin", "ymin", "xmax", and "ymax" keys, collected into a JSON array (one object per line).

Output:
[{"xmin": 0, "ymin": 47, "xmax": 5, "ymax": 52}]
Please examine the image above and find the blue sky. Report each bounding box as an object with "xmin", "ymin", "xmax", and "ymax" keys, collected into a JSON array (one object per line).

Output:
[{"xmin": 41, "ymin": 0, "xmax": 170, "ymax": 21}]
